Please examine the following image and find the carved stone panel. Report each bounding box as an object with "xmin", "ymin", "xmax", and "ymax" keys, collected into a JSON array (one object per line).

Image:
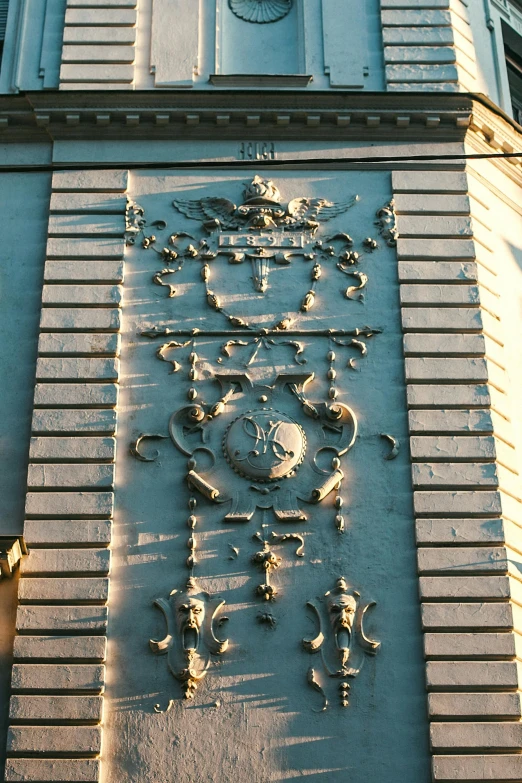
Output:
[{"xmin": 104, "ymin": 170, "xmax": 429, "ymax": 783}]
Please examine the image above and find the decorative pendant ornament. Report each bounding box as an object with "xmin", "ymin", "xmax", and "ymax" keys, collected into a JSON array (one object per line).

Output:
[{"xmin": 228, "ymin": 0, "xmax": 293, "ymax": 24}]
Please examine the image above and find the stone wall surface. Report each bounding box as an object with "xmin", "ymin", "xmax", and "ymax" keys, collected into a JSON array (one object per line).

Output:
[
  {"xmin": 0, "ymin": 0, "xmax": 521, "ymax": 777},
  {"xmin": 0, "ymin": 0, "xmax": 496, "ymax": 96},
  {"xmin": 0, "ymin": 119, "xmax": 518, "ymax": 779}
]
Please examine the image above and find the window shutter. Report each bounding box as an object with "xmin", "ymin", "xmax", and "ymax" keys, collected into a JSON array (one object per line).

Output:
[{"xmin": 0, "ymin": 0, "xmax": 9, "ymax": 41}]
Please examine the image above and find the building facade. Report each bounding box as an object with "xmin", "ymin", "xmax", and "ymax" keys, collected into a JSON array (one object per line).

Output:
[{"xmin": 1, "ymin": 1, "xmax": 522, "ymax": 781}]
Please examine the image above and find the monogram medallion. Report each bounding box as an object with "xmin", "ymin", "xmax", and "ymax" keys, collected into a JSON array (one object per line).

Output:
[{"xmin": 224, "ymin": 408, "xmax": 306, "ymax": 481}]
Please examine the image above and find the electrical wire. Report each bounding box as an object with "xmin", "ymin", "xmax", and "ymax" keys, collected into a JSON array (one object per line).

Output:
[{"xmin": 0, "ymin": 150, "xmax": 521, "ymax": 174}]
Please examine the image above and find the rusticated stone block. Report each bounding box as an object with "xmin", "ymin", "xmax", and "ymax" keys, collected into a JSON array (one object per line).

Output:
[
  {"xmin": 23, "ymin": 520, "xmax": 111, "ymax": 547},
  {"xmin": 13, "ymin": 636, "xmax": 107, "ymax": 661},
  {"xmin": 421, "ymin": 602, "xmax": 513, "ymax": 631},
  {"xmin": 428, "ymin": 692, "xmax": 522, "ymax": 719},
  {"xmin": 9, "ymin": 695, "xmax": 103, "ymax": 723},
  {"xmin": 406, "ymin": 358, "xmax": 488, "ymax": 383},
  {"xmin": 409, "ymin": 409, "xmax": 493, "ymax": 434},
  {"xmin": 412, "ymin": 463, "xmax": 498, "ymax": 488},
  {"xmin": 403, "ymin": 333, "xmax": 485, "ymax": 356},
  {"xmin": 397, "ymin": 238, "xmax": 475, "ymax": 260},
  {"xmin": 7, "ymin": 725, "xmax": 101, "ymax": 755},
  {"xmin": 417, "ymin": 546, "xmax": 508, "ymax": 573},
  {"xmin": 29, "ymin": 436, "xmax": 115, "ymax": 462},
  {"xmin": 49, "ymin": 192, "xmax": 127, "ymax": 212},
  {"xmin": 424, "ymin": 633, "xmax": 516, "ymax": 658},
  {"xmin": 430, "ymin": 722, "xmax": 522, "ymax": 752},
  {"xmin": 21, "ymin": 548, "xmax": 110, "ymax": 575},
  {"xmin": 25, "ymin": 492, "xmax": 114, "ymax": 518},
  {"xmin": 415, "ymin": 518, "xmax": 505, "ymax": 545},
  {"xmin": 419, "ymin": 575, "xmax": 511, "ymax": 600},
  {"xmin": 392, "ymin": 170, "xmax": 467, "ymax": 193},
  {"xmin": 48, "ymin": 215, "xmax": 124, "ymax": 236},
  {"xmin": 407, "ymin": 384, "xmax": 491, "ymax": 409},
  {"xmin": 33, "ymin": 383, "xmax": 118, "ymax": 408},
  {"xmin": 38, "ymin": 332, "xmax": 121, "ymax": 355},
  {"xmin": 27, "ymin": 464, "xmax": 114, "ymax": 489},
  {"xmin": 40, "ymin": 308, "xmax": 121, "ymax": 331},
  {"xmin": 46, "ymin": 238, "xmax": 124, "ymax": 259},
  {"xmin": 16, "ymin": 606, "xmax": 108, "ymax": 633},
  {"xmin": 18, "ymin": 577, "xmax": 109, "ymax": 602},
  {"xmin": 36, "ymin": 357, "xmax": 119, "ymax": 381},
  {"xmin": 4, "ymin": 759, "xmax": 100, "ymax": 781},
  {"xmin": 42, "ymin": 284, "xmax": 122, "ymax": 307},
  {"xmin": 426, "ymin": 660, "xmax": 522, "ymax": 689},
  {"xmin": 31, "ymin": 409, "xmax": 117, "ymax": 433},
  {"xmin": 432, "ymin": 754, "xmax": 522, "ymax": 781},
  {"xmin": 10, "ymin": 664, "xmax": 105, "ymax": 692}
]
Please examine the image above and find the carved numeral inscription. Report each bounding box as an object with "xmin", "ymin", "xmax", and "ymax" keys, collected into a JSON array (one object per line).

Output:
[
  {"xmin": 218, "ymin": 233, "xmax": 304, "ymax": 248},
  {"xmin": 239, "ymin": 142, "xmax": 276, "ymax": 161}
]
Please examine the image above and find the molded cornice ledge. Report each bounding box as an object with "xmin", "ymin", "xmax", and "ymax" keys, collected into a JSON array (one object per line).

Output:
[
  {"xmin": 0, "ymin": 90, "xmax": 479, "ymax": 143},
  {"xmin": 0, "ymin": 91, "xmax": 520, "ymax": 173}
]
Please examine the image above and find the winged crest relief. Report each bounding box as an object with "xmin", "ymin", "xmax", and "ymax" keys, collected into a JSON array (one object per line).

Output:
[{"xmin": 173, "ymin": 176, "xmax": 359, "ymax": 234}]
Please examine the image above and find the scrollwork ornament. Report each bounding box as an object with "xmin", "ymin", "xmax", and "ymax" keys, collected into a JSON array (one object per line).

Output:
[
  {"xmin": 228, "ymin": 0, "xmax": 293, "ymax": 24},
  {"xmin": 375, "ymin": 199, "xmax": 399, "ymax": 247}
]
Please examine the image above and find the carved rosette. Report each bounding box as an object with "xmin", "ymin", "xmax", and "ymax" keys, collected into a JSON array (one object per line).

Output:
[{"xmin": 228, "ymin": 0, "xmax": 293, "ymax": 24}]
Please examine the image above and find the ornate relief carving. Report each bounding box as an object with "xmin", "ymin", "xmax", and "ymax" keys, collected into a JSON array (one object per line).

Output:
[
  {"xmin": 150, "ymin": 579, "xmax": 229, "ymax": 700},
  {"xmin": 251, "ymin": 531, "xmax": 304, "ymax": 600},
  {"xmin": 173, "ymin": 176, "xmax": 358, "ymax": 235},
  {"xmin": 380, "ymin": 432, "xmax": 400, "ymax": 460},
  {"xmin": 224, "ymin": 409, "xmax": 307, "ymax": 481},
  {"xmin": 164, "ymin": 372, "xmax": 357, "ymax": 528},
  {"xmin": 127, "ymin": 176, "xmax": 397, "ymax": 705},
  {"xmin": 228, "ymin": 0, "xmax": 293, "ymax": 23},
  {"xmin": 303, "ymin": 577, "xmax": 380, "ymax": 709},
  {"xmin": 375, "ymin": 199, "xmax": 399, "ymax": 247},
  {"xmin": 125, "ymin": 199, "xmax": 146, "ymax": 245}
]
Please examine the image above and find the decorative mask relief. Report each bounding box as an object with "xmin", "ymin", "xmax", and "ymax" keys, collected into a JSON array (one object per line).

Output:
[
  {"xmin": 303, "ymin": 577, "xmax": 380, "ymax": 710},
  {"xmin": 127, "ymin": 176, "xmax": 395, "ymax": 705},
  {"xmin": 150, "ymin": 578, "xmax": 229, "ymax": 700}
]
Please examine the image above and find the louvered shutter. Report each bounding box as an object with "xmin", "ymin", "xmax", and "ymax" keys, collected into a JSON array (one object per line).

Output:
[{"xmin": 0, "ymin": 0, "xmax": 8, "ymax": 41}]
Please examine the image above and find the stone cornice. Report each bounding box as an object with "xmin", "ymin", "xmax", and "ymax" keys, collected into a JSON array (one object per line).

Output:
[
  {"xmin": 0, "ymin": 91, "xmax": 520, "ymax": 179},
  {"xmin": 0, "ymin": 90, "xmax": 476, "ymax": 143}
]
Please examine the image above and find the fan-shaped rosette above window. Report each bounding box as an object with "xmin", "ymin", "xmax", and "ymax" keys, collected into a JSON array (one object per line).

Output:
[{"xmin": 228, "ymin": 0, "xmax": 293, "ymax": 24}]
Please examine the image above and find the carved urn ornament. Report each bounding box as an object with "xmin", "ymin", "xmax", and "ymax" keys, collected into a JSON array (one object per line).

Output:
[{"xmin": 228, "ymin": 0, "xmax": 293, "ymax": 24}]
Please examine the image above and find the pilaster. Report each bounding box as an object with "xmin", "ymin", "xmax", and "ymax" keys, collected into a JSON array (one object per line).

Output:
[
  {"xmin": 395, "ymin": 168, "xmax": 522, "ymax": 781},
  {"xmin": 4, "ymin": 169, "xmax": 126, "ymax": 783},
  {"xmin": 381, "ymin": 0, "xmax": 478, "ymax": 92}
]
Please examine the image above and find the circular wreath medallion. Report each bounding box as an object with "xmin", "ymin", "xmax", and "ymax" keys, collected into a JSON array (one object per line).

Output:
[
  {"xmin": 228, "ymin": 0, "xmax": 293, "ymax": 24},
  {"xmin": 224, "ymin": 409, "xmax": 306, "ymax": 481}
]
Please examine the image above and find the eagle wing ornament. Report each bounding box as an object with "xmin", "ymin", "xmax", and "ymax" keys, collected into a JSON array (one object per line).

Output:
[
  {"xmin": 287, "ymin": 195, "xmax": 360, "ymax": 224},
  {"xmin": 172, "ymin": 197, "xmax": 238, "ymax": 229}
]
